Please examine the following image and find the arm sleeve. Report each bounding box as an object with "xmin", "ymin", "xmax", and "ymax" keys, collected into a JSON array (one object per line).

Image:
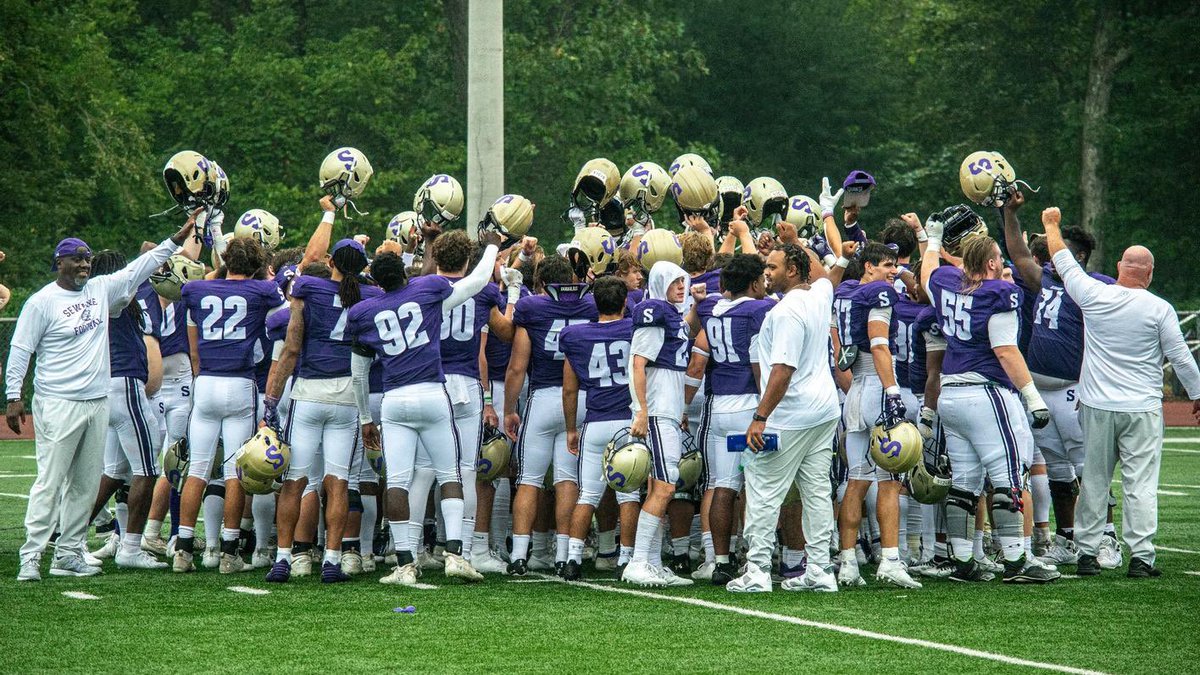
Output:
[
  {"xmin": 5, "ymin": 299, "xmax": 44, "ymax": 400},
  {"xmin": 1052, "ymin": 249, "xmax": 1103, "ymax": 308},
  {"xmin": 868, "ymin": 306, "xmax": 892, "ymax": 325},
  {"xmin": 350, "ymin": 352, "xmax": 374, "ymax": 425},
  {"xmin": 445, "ymin": 245, "xmax": 499, "ymax": 310},
  {"xmin": 631, "ymin": 326, "xmax": 665, "ymax": 362},
  {"xmin": 1159, "ymin": 305, "xmax": 1200, "ymax": 399},
  {"xmin": 987, "ymin": 311, "xmax": 1019, "ymax": 349},
  {"xmin": 104, "ymin": 238, "xmax": 179, "ymax": 305}
]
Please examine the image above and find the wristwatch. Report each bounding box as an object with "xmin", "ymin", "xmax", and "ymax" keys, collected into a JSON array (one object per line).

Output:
[{"xmin": 752, "ymin": 413, "xmax": 768, "ymax": 423}]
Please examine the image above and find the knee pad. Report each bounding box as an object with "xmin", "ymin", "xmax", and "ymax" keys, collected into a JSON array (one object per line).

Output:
[
  {"xmin": 1049, "ymin": 479, "xmax": 1079, "ymax": 500},
  {"xmin": 991, "ymin": 487, "xmax": 1023, "ymax": 514},
  {"xmin": 203, "ymin": 483, "xmax": 226, "ymax": 499},
  {"xmin": 946, "ymin": 488, "xmax": 977, "ymax": 515},
  {"xmin": 115, "ymin": 483, "xmax": 130, "ymax": 504},
  {"xmin": 348, "ymin": 489, "xmax": 363, "ymax": 513}
]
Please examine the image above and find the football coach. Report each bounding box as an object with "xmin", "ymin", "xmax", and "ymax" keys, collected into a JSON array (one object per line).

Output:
[{"xmin": 6, "ymin": 219, "xmax": 194, "ymax": 581}]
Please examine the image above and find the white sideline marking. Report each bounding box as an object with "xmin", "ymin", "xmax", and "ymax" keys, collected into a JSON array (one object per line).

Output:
[
  {"xmin": 1183, "ymin": 571, "xmax": 1200, "ymax": 577},
  {"xmin": 410, "ymin": 583, "xmax": 439, "ymax": 590},
  {"xmin": 19, "ymin": 455, "xmax": 36, "ymax": 460},
  {"xmin": 1158, "ymin": 546, "xmax": 1199, "ymax": 555},
  {"xmin": 540, "ymin": 575, "xmax": 1103, "ymax": 674},
  {"xmin": 0, "ymin": 492, "xmax": 29, "ymax": 499},
  {"xmin": 227, "ymin": 586, "xmax": 270, "ymax": 595},
  {"xmin": 508, "ymin": 579, "xmax": 554, "ymax": 583},
  {"xmin": 0, "ymin": 474, "xmax": 36, "ymax": 479},
  {"xmin": 1163, "ymin": 448, "xmax": 1200, "ymax": 454},
  {"xmin": 1158, "ymin": 490, "xmax": 1190, "ymax": 496},
  {"xmin": 62, "ymin": 591, "xmax": 100, "ymax": 600},
  {"xmin": 1163, "ymin": 436, "xmax": 1200, "ymax": 443},
  {"xmin": 1059, "ymin": 574, "xmax": 1080, "ymax": 580}
]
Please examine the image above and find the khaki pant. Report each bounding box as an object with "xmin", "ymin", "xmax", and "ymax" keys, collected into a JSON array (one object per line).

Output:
[
  {"xmin": 1077, "ymin": 404, "xmax": 1163, "ymax": 565},
  {"xmin": 21, "ymin": 397, "xmax": 108, "ymax": 562},
  {"xmin": 742, "ymin": 418, "xmax": 840, "ymax": 572}
]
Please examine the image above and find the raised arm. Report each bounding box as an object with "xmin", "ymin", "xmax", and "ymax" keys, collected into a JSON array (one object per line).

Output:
[
  {"xmin": 445, "ymin": 245, "xmax": 499, "ymax": 310},
  {"xmin": 300, "ymin": 197, "xmax": 337, "ymax": 270},
  {"xmin": 999, "ymin": 192, "xmax": 1042, "ymax": 292}
]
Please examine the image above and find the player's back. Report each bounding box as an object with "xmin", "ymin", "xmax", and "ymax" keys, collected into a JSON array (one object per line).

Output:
[
  {"xmin": 347, "ymin": 275, "xmax": 452, "ymax": 391},
  {"xmin": 560, "ymin": 318, "xmax": 633, "ymax": 422},
  {"xmin": 182, "ymin": 278, "xmax": 284, "ymax": 377},
  {"xmin": 514, "ymin": 287, "xmax": 598, "ymax": 390}
]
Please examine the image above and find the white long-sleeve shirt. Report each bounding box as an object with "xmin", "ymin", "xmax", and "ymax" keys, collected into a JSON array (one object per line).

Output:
[
  {"xmin": 5, "ymin": 238, "xmax": 180, "ymax": 401},
  {"xmin": 1053, "ymin": 249, "xmax": 1200, "ymax": 412}
]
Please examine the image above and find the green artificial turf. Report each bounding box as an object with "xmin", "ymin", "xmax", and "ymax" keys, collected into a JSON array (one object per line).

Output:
[{"xmin": 0, "ymin": 432, "xmax": 1198, "ymax": 674}]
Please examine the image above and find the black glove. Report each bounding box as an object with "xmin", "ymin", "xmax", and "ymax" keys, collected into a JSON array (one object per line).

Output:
[
  {"xmin": 1031, "ymin": 407, "xmax": 1051, "ymax": 429},
  {"xmin": 883, "ymin": 392, "xmax": 907, "ymax": 427}
]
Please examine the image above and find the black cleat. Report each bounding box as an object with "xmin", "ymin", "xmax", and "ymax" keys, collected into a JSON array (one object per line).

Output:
[
  {"xmin": 555, "ymin": 561, "xmax": 566, "ymax": 578},
  {"xmin": 507, "ymin": 558, "xmax": 528, "ymax": 577},
  {"xmin": 1003, "ymin": 555, "xmax": 1060, "ymax": 584},
  {"xmin": 669, "ymin": 553, "xmax": 691, "ymax": 576},
  {"xmin": 711, "ymin": 561, "xmax": 738, "ymax": 586},
  {"xmin": 1127, "ymin": 558, "xmax": 1161, "ymax": 578},
  {"xmin": 949, "ymin": 559, "xmax": 995, "ymax": 583},
  {"xmin": 563, "ymin": 560, "xmax": 582, "ymax": 581},
  {"xmin": 615, "ymin": 563, "xmax": 627, "ymax": 580},
  {"xmin": 1076, "ymin": 554, "xmax": 1101, "ymax": 576}
]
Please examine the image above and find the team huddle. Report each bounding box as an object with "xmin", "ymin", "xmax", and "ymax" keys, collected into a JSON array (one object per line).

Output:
[{"xmin": 6, "ymin": 146, "xmax": 1175, "ymax": 591}]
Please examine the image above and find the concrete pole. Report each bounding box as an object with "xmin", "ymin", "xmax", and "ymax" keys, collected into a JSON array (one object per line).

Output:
[{"xmin": 466, "ymin": 0, "xmax": 503, "ymax": 240}]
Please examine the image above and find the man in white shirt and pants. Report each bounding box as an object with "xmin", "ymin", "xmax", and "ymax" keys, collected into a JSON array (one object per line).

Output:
[
  {"xmin": 6, "ymin": 222, "xmax": 192, "ymax": 581},
  {"xmin": 728, "ymin": 243, "xmax": 842, "ymax": 593},
  {"xmin": 1041, "ymin": 207, "xmax": 1200, "ymax": 578}
]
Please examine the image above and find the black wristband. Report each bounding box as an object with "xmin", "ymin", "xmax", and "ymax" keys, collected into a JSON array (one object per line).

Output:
[{"xmin": 752, "ymin": 413, "xmax": 768, "ymax": 423}]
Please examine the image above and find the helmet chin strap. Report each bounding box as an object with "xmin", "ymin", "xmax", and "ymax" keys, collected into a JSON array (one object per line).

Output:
[{"xmin": 149, "ymin": 203, "xmax": 183, "ymax": 219}]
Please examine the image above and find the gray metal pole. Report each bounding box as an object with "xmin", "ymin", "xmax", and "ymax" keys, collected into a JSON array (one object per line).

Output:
[{"xmin": 466, "ymin": 0, "xmax": 503, "ymax": 240}]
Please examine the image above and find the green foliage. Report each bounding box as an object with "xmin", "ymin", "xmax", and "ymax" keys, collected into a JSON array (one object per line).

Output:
[{"xmin": 1, "ymin": 0, "xmax": 1196, "ymax": 310}]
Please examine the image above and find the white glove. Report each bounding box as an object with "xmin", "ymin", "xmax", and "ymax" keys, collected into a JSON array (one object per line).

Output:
[
  {"xmin": 502, "ymin": 267, "xmax": 524, "ymax": 304},
  {"xmin": 818, "ymin": 177, "xmax": 844, "ymax": 219},
  {"xmin": 918, "ymin": 406, "xmax": 936, "ymax": 440},
  {"xmin": 207, "ymin": 207, "xmax": 226, "ymax": 233},
  {"xmin": 924, "ymin": 213, "xmax": 944, "ymax": 252}
]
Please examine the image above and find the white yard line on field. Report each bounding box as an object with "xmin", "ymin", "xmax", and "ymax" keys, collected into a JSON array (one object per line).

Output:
[
  {"xmin": 537, "ymin": 574, "xmax": 1104, "ymax": 675},
  {"xmin": 227, "ymin": 586, "xmax": 270, "ymax": 595},
  {"xmin": 0, "ymin": 492, "xmax": 29, "ymax": 499},
  {"xmin": 0, "ymin": 474, "xmax": 36, "ymax": 479},
  {"xmin": 61, "ymin": 591, "xmax": 100, "ymax": 600},
  {"xmin": 1163, "ymin": 437, "xmax": 1200, "ymax": 443},
  {"xmin": 507, "ymin": 579, "xmax": 555, "ymax": 583},
  {"xmin": 410, "ymin": 583, "xmax": 439, "ymax": 590},
  {"xmin": 1158, "ymin": 490, "xmax": 1190, "ymax": 496},
  {"xmin": 1157, "ymin": 546, "xmax": 1200, "ymax": 555},
  {"xmin": 1184, "ymin": 571, "xmax": 1200, "ymax": 577},
  {"xmin": 1163, "ymin": 448, "xmax": 1200, "ymax": 454}
]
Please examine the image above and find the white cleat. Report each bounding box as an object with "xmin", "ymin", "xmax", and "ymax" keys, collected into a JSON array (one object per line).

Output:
[
  {"xmin": 621, "ymin": 561, "xmax": 665, "ymax": 587},
  {"xmin": 837, "ymin": 562, "xmax": 867, "ymax": 587},
  {"xmin": 726, "ymin": 565, "xmax": 773, "ymax": 593},
  {"xmin": 141, "ymin": 535, "xmax": 168, "ymax": 557},
  {"xmin": 417, "ymin": 550, "xmax": 442, "ymax": 570},
  {"xmin": 201, "ymin": 547, "xmax": 221, "ymax": 569},
  {"xmin": 594, "ymin": 553, "xmax": 618, "ymax": 571},
  {"xmin": 219, "ymin": 553, "xmax": 248, "ymax": 574},
  {"xmin": 444, "ymin": 553, "xmax": 484, "ymax": 582},
  {"xmin": 782, "ymin": 564, "xmax": 838, "ymax": 592},
  {"xmin": 361, "ymin": 556, "xmax": 376, "ymax": 573},
  {"xmin": 291, "ymin": 551, "xmax": 313, "ymax": 577},
  {"xmin": 82, "ymin": 550, "xmax": 104, "ymax": 568},
  {"xmin": 90, "ymin": 534, "xmax": 119, "ymax": 560},
  {"xmin": 1097, "ymin": 535, "xmax": 1123, "ymax": 570},
  {"xmin": 690, "ymin": 561, "xmax": 716, "ymax": 581},
  {"xmin": 341, "ymin": 551, "xmax": 364, "ymax": 575},
  {"xmin": 1036, "ymin": 535, "xmax": 1079, "ymax": 566},
  {"xmin": 115, "ymin": 548, "xmax": 169, "ymax": 570},
  {"xmin": 976, "ymin": 555, "xmax": 1005, "ymax": 574},
  {"xmin": 172, "ymin": 550, "xmax": 195, "ymax": 573},
  {"xmin": 251, "ymin": 549, "xmax": 272, "ymax": 569},
  {"xmin": 50, "ymin": 555, "xmax": 102, "ymax": 577},
  {"xmin": 657, "ymin": 566, "xmax": 694, "ymax": 587},
  {"xmin": 527, "ymin": 553, "xmax": 555, "ymax": 571},
  {"xmin": 380, "ymin": 562, "xmax": 421, "ymax": 586},
  {"xmin": 876, "ymin": 558, "xmax": 923, "ymax": 589},
  {"xmin": 471, "ymin": 549, "xmax": 509, "ymax": 574}
]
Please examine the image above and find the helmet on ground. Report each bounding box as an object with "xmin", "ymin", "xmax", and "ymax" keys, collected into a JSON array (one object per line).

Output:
[
  {"xmin": 480, "ymin": 194, "xmax": 534, "ymax": 244},
  {"xmin": 784, "ymin": 195, "xmax": 822, "ymax": 239},
  {"xmin": 636, "ymin": 228, "xmax": 683, "ymax": 271},
  {"xmin": 150, "ymin": 254, "xmax": 206, "ymax": 301},
  {"xmin": 162, "ymin": 437, "xmax": 190, "ymax": 491},
  {"xmin": 620, "ymin": 162, "xmax": 671, "ymax": 223},
  {"xmin": 938, "ymin": 203, "xmax": 988, "ymax": 256},
  {"xmin": 233, "ymin": 209, "xmax": 282, "ymax": 250},
  {"xmin": 572, "ymin": 158, "xmax": 620, "ymax": 211},
  {"xmin": 386, "ymin": 211, "xmax": 420, "ymax": 247},
  {"xmin": 568, "ymin": 226, "xmax": 617, "ymax": 276},
  {"xmin": 319, "ymin": 147, "xmax": 373, "ymax": 199},
  {"xmin": 715, "ymin": 175, "xmax": 745, "ymax": 224},
  {"xmin": 908, "ymin": 442, "xmax": 952, "ymax": 504},
  {"xmin": 959, "ymin": 151, "xmax": 1017, "ymax": 208},
  {"xmin": 234, "ymin": 427, "xmax": 290, "ymax": 482},
  {"xmin": 413, "ymin": 174, "xmax": 465, "ymax": 226},
  {"xmin": 603, "ymin": 428, "xmax": 652, "ymax": 493},
  {"xmin": 162, "ymin": 151, "xmax": 216, "ymax": 208},
  {"xmin": 477, "ymin": 426, "xmax": 512, "ymax": 482},
  {"xmin": 669, "ymin": 153, "xmax": 712, "ymax": 177},
  {"xmin": 743, "ymin": 177, "xmax": 788, "ymax": 228},
  {"xmin": 869, "ymin": 421, "xmax": 923, "ymax": 473}
]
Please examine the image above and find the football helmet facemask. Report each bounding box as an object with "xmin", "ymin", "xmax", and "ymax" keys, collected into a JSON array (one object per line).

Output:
[
  {"xmin": 869, "ymin": 421, "xmax": 923, "ymax": 474},
  {"xmin": 603, "ymin": 428, "xmax": 652, "ymax": 493},
  {"xmin": 233, "ymin": 209, "xmax": 283, "ymax": 250},
  {"xmin": 162, "ymin": 437, "xmax": 190, "ymax": 491},
  {"xmin": 208, "ymin": 161, "xmax": 230, "ymax": 208},
  {"xmin": 908, "ymin": 436, "xmax": 952, "ymax": 505},
  {"xmin": 676, "ymin": 431, "xmax": 702, "ymax": 492},
  {"xmin": 476, "ymin": 426, "xmax": 511, "ymax": 482},
  {"xmin": 743, "ymin": 177, "xmax": 789, "ymax": 228},
  {"xmin": 413, "ymin": 174, "xmax": 465, "ymax": 227},
  {"xmin": 938, "ymin": 203, "xmax": 988, "ymax": 256},
  {"xmin": 619, "ymin": 162, "xmax": 671, "ymax": 224},
  {"xmin": 150, "ymin": 254, "xmax": 206, "ymax": 301}
]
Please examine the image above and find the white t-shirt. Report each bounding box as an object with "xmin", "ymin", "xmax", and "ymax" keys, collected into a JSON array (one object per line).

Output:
[
  {"xmin": 5, "ymin": 239, "xmax": 178, "ymax": 401},
  {"xmin": 756, "ymin": 278, "xmax": 841, "ymax": 430},
  {"xmin": 1054, "ymin": 249, "xmax": 1200, "ymax": 412}
]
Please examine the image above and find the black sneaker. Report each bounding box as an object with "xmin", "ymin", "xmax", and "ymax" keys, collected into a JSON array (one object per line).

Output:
[
  {"xmin": 555, "ymin": 561, "xmax": 566, "ymax": 578},
  {"xmin": 563, "ymin": 560, "xmax": 582, "ymax": 581},
  {"xmin": 669, "ymin": 553, "xmax": 691, "ymax": 576},
  {"xmin": 507, "ymin": 558, "xmax": 528, "ymax": 576},
  {"xmin": 1076, "ymin": 554, "xmax": 1101, "ymax": 576},
  {"xmin": 238, "ymin": 529, "xmax": 257, "ymax": 559},
  {"xmin": 1003, "ymin": 555, "xmax": 1060, "ymax": 584},
  {"xmin": 949, "ymin": 559, "xmax": 995, "ymax": 582},
  {"xmin": 710, "ymin": 561, "xmax": 738, "ymax": 586},
  {"xmin": 1127, "ymin": 558, "xmax": 1162, "ymax": 578}
]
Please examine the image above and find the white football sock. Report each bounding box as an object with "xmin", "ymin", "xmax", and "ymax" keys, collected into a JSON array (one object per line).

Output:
[
  {"xmin": 122, "ymin": 532, "xmax": 142, "ymax": 552},
  {"xmin": 512, "ymin": 534, "xmax": 531, "ymax": 561},
  {"xmin": 252, "ymin": 497, "xmax": 274, "ymax": 551},
  {"xmin": 702, "ymin": 531, "xmax": 715, "ymax": 564},
  {"xmin": 144, "ymin": 519, "xmax": 163, "ymax": 539},
  {"xmin": 531, "ymin": 531, "xmax": 551, "ymax": 556},
  {"xmin": 360, "ymin": 494, "xmax": 377, "ymax": 555},
  {"xmin": 555, "ymin": 534, "xmax": 570, "ymax": 563},
  {"xmin": 671, "ymin": 536, "xmax": 689, "ymax": 557},
  {"xmin": 618, "ymin": 545, "xmax": 634, "ymax": 565},
  {"xmin": 631, "ymin": 513, "xmax": 661, "ymax": 564},
  {"xmin": 568, "ymin": 537, "xmax": 586, "ymax": 564},
  {"xmin": 390, "ymin": 521, "xmax": 410, "ymax": 555},
  {"xmin": 597, "ymin": 529, "xmax": 616, "ymax": 556},
  {"xmin": 276, "ymin": 547, "xmax": 292, "ymax": 564},
  {"xmin": 441, "ymin": 497, "xmax": 464, "ymax": 545},
  {"xmin": 472, "ymin": 532, "xmax": 490, "ymax": 557}
]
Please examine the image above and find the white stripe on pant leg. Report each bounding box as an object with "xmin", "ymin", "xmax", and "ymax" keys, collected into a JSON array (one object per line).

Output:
[{"xmin": 537, "ymin": 574, "xmax": 1104, "ymax": 675}]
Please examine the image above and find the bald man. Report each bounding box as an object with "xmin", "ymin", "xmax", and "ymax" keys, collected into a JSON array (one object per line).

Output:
[{"xmin": 1041, "ymin": 208, "xmax": 1200, "ymax": 579}]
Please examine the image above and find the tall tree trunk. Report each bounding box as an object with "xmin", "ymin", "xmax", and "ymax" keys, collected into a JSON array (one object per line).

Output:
[{"xmin": 1080, "ymin": 3, "xmax": 1130, "ymax": 269}]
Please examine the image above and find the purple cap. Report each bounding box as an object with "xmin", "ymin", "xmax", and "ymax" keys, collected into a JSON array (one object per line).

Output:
[
  {"xmin": 843, "ymin": 170, "xmax": 876, "ymax": 191},
  {"xmin": 332, "ymin": 238, "xmax": 366, "ymax": 257},
  {"xmin": 52, "ymin": 238, "xmax": 92, "ymax": 270}
]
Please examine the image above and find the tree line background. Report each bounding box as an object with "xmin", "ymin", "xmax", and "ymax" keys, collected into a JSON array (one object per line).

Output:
[{"xmin": 2, "ymin": 0, "xmax": 1197, "ymax": 310}]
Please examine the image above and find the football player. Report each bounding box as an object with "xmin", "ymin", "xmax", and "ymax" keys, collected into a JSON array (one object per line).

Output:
[
  {"xmin": 503, "ymin": 255, "xmax": 598, "ymax": 576},
  {"xmin": 622, "ymin": 260, "xmax": 695, "ymax": 587},
  {"xmin": 920, "ymin": 223, "xmax": 1059, "ymax": 583},
  {"xmin": 173, "ymin": 237, "xmax": 286, "ymax": 573},
  {"xmin": 684, "ymin": 254, "xmax": 774, "ymax": 584},
  {"xmin": 559, "ymin": 276, "xmax": 635, "ymax": 581},
  {"xmin": 348, "ymin": 239, "xmax": 500, "ymax": 586},
  {"xmin": 832, "ymin": 242, "xmax": 922, "ymax": 589}
]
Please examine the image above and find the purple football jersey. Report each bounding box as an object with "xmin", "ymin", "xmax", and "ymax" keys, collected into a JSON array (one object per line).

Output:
[
  {"xmin": 182, "ymin": 279, "xmax": 285, "ymax": 377},
  {"xmin": 514, "ymin": 289, "xmax": 598, "ymax": 390},
  {"xmin": 560, "ymin": 318, "xmax": 634, "ymax": 422},
  {"xmin": 909, "ymin": 305, "xmax": 941, "ymax": 393},
  {"xmin": 928, "ymin": 265, "xmax": 1021, "ymax": 388},
  {"xmin": 892, "ymin": 294, "xmax": 925, "ymax": 390},
  {"xmin": 157, "ymin": 300, "xmax": 188, "ymax": 358},
  {"xmin": 347, "ymin": 275, "xmax": 452, "ymax": 391},
  {"xmin": 692, "ymin": 270, "xmax": 722, "ymax": 294},
  {"xmin": 696, "ymin": 296, "xmax": 773, "ymax": 396},
  {"xmin": 632, "ymin": 298, "xmax": 688, "ymax": 372},
  {"xmin": 135, "ymin": 282, "xmax": 162, "ymax": 342},
  {"xmin": 624, "ymin": 287, "xmax": 645, "ymax": 318},
  {"xmin": 109, "ymin": 299, "xmax": 152, "ymax": 381},
  {"xmin": 1027, "ymin": 265, "xmax": 1114, "ymax": 381},
  {"xmin": 291, "ymin": 276, "xmax": 383, "ymax": 380},
  {"xmin": 1008, "ymin": 264, "xmax": 1041, "ymax": 355},
  {"xmin": 266, "ymin": 306, "xmax": 290, "ymax": 342},
  {"xmin": 833, "ymin": 279, "xmax": 898, "ymax": 354},
  {"xmin": 484, "ymin": 283, "xmax": 531, "ymax": 382},
  {"xmin": 440, "ymin": 278, "xmax": 501, "ymax": 379}
]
